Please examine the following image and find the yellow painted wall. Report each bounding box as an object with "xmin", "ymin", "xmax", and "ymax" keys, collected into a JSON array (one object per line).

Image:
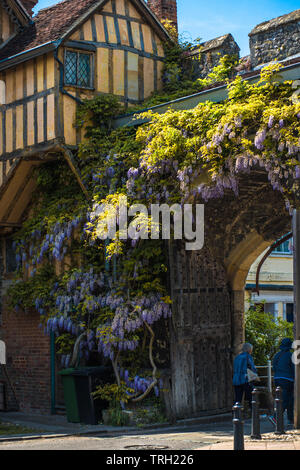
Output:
[
  {"xmin": 67, "ymin": 0, "xmax": 165, "ymax": 101},
  {"xmin": 245, "ymin": 249, "xmax": 294, "ymax": 319},
  {"xmin": 247, "ymin": 250, "xmax": 293, "ymax": 287},
  {"xmin": 0, "ymin": 53, "xmax": 57, "ymax": 179},
  {"xmin": 63, "ymin": 0, "xmax": 165, "ymax": 145}
]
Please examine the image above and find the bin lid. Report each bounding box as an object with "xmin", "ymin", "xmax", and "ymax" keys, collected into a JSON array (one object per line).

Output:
[{"xmin": 59, "ymin": 366, "xmax": 110, "ymax": 377}]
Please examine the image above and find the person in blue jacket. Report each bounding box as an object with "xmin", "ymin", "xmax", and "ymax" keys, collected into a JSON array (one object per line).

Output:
[
  {"xmin": 272, "ymin": 337, "xmax": 295, "ymax": 425},
  {"xmin": 233, "ymin": 343, "xmax": 257, "ymax": 409}
]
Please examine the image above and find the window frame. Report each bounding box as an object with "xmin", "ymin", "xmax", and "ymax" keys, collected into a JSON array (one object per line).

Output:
[
  {"xmin": 64, "ymin": 48, "xmax": 95, "ymax": 90},
  {"xmin": 271, "ymin": 238, "xmax": 293, "ymax": 257}
]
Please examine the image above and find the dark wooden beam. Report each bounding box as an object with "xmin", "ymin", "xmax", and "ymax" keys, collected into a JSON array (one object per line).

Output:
[
  {"xmin": 0, "ymin": 222, "xmax": 22, "ymax": 227},
  {"xmin": 64, "ymin": 40, "xmax": 164, "ymax": 60}
]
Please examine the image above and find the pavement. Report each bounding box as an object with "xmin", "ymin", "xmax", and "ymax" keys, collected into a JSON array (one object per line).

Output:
[
  {"xmin": 0, "ymin": 410, "xmax": 141, "ymax": 440},
  {"xmin": 0, "ymin": 410, "xmax": 299, "ymax": 450},
  {"xmin": 202, "ymin": 430, "xmax": 300, "ymax": 450},
  {"xmin": 0, "ymin": 410, "xmax": 233, "ymax": 441}
]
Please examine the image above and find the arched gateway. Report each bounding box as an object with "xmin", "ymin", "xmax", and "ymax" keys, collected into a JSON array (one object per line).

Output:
[
  {"xmin": 1, "ymin": 0, "xmax": 300, "ymax": 420},
  {"xmin": 168, "ymin": 170, "xmax": 291, "ymax": 418}
]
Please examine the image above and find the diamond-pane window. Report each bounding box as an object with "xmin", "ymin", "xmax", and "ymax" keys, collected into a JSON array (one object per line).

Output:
[
  {"xmin": 65, "ymin": 51, "xmax": 77, "ymax": 85},
  {"xmin": 78, "ymin": 54, "xmax": 91, "ymax": 87},
  {"xmin": 65, "ymin": 50, "xmax": 93, "ymax": 88}
]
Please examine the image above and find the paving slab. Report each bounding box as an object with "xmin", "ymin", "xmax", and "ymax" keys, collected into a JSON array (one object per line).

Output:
[{"xmin": 201, "ymin": 430, "xmax": 300, "ymax": 451}]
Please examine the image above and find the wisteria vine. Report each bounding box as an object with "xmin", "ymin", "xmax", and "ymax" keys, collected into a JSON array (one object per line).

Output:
[{"xmin": 8, "ymin": 61, "xmax": 300, "ymax": 408}]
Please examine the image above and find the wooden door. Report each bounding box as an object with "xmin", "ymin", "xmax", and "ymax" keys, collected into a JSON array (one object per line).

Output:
[{"xmin": 168, "ymin": 241, "xmax": 233, "ymax": 418}]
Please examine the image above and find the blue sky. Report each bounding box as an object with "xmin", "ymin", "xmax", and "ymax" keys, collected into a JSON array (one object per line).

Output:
[{"xmin": 34, "ymin": 0, "xmax": 300, "ymax": 56}]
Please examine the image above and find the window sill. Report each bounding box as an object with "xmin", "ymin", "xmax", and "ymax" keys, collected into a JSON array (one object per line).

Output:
[
  {"xmin": 269, "ymin": 253, "xmax": 293, "ymax": 258},
  {"xmin": 64, "ymin": 84, "xmax": 95, "ymax": 91}
]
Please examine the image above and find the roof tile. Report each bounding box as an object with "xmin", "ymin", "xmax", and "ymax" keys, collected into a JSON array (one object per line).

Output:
[{"xmin": 0, "ymin": 0, "xmax": 99, "ymax": 62}]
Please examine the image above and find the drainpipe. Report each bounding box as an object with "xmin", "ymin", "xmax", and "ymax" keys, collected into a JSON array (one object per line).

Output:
[
  {"xmin": 52, "ymin": 42, "xmax": 89, "ymax": 199},
  {"xmin": 50, "ymin": 331, "xmax": 56, "ymax": 415},
  {"xmin": 50, "ymin": 45, "xmax": 89, "ymax": 413},
  {"xmin": 48, "ymin": 145, "xmax": 89, "ymax": 415},
  {"xmin": 54, "ymin": 42, "xmax": 84, "ymax": 105}
]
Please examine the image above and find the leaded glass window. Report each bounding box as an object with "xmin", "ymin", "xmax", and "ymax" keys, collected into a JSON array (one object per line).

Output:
[
  {"xmin": 5, "ymin": 239, "xmax": 17, "ymax": 273},
  {"xmin": 65, "ymin": 50, "xmax": 93, "ymax": 88},
  {"xmin": 78, "ymin": 53, "xmax": 91, "ymax": 87},
  {"xmin": 65, "ymin": 51, "xmax": 77, "ymax": 85}
]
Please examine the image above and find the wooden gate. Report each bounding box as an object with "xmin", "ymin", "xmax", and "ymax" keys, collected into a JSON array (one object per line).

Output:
[{"xmin": 168, "ymin": 241, "xmax": 233, "ymax": 418}]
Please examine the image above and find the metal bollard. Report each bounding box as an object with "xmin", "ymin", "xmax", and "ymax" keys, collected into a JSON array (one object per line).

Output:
[
  {"xmin": 275, "ymin": 386, "xmax": 285, "ymax": 435},
  {"xmin": 251, "ymin": 388, "xmax": 261, "ymax": 439},
  {"xmin": 233, "ymin": 402, "xmax": 244, "ymax": 450}
]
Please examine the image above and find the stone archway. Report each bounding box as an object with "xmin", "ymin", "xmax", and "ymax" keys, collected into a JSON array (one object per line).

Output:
[{"xmin": 168, "ymin": 169, "xmax": 292, "ymax": 418}]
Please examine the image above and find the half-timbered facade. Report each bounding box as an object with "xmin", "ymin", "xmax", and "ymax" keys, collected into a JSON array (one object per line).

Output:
[
  {"xmin": 0, "ymin": 0, "xmax": 169, "ymax": 414},
  {"xmin": 0, "ymin": 0, "xmax": 168, "ymax": 232}
]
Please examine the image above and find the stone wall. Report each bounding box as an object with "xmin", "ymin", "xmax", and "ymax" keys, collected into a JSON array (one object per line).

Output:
[
  {"xmin": 147, "ymin": 2, "xmax": 300, "ymax": 78},
  {"xmin": 186, "ymin": 8, "xmax": 300, "ymax": 80},
  {"xmin": 186, "ymin": 34, "xmax": 240, "ymax": 79},
  {"xmin": 249, "ymin": 9, "xmax": 300, "ymax": 68}
]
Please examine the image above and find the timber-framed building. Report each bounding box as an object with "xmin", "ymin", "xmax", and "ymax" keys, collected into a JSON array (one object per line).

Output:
[{"xmin": 1, "ymin": 0, "xmax": 300, "ymax": 419}]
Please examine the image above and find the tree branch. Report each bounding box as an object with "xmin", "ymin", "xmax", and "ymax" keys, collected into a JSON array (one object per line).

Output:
[
  {"xmin": 131, "ymin": 321, "xmax": 158, "ymax": 403},
  {"xmin": 112, "ymin": 351, "xmax": 121, "ymax": 387},
  {"xmin": 70, "ymin": 331, "xmax": 87, "ymax": 368}
]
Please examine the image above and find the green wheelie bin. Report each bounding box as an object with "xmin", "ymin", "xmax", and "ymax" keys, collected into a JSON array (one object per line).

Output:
[
  {"xmin": 59, "ymin": 368, "xmax": 81, "ymax": 423},
  {"xmin": 59, "ymin": 366, "xmax": 113, "ymax": 424}
]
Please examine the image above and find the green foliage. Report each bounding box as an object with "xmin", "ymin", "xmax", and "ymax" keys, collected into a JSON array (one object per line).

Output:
[
  {"xmin": 14, "ymin": 160, "xmax": 87, "ymax": 264},
  {"xmin": 103, "ymin": 405, "xmax": 130, "ymax": 427},
  {"xmin": 245, "ymin": 304, "xmax": 294, "ymax": 365},
  {"xmin": 197, "ymin": 54, "xmax": 239, "ymax": 88},
  {"xmin": 7, "ymin": 264, "xmax": 57, "ymax": 316},
  {"xmin": 160, "ymin": 19, "xmax": 201, "ymax": 92},
  {"xmin": 133, "ymin": 400, "xmax": 167, "ymax": 427},
  {"xmin": 55, "ymin": 334, "xmax": 76, "ymax": 355},
  {"xmin": 259, "ymin": 62, "xmax": 283, "ymax": 84},
  {"xmin": 0, "ymin": 422, "xmax": 38, "ymax": 436},
  {"xmin": 92, "ymin": 382, "xmax": 134, "ymax": 404},
  {"xmin": 93, "ymin": 382, "xmax": 133, "ymax": 426},
  {"xmin": 76, "ymin": 94, "xmax": 122, "ymax": 136}
]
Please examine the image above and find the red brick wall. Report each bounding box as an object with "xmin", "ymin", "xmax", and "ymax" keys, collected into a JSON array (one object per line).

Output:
[
  {"xmin": 1, "ymin": 306, "xmax": 51, "ymax": 414},
  {"xmin": 148, "ymin": 0, "xmax": 178, "ymax": 30}
]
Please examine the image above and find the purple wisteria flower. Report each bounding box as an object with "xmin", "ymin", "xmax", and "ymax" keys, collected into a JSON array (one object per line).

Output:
[
  {"xmin": 268, "ymin": 116, "xmax": 274, "ymax": 128},
  {"xmin": 254, "ymin": 129, "xmax": 267, "ymax": 150}
]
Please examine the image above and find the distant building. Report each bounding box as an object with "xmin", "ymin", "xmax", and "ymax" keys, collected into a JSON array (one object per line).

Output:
[{"xmin": 245, "ymin": 237, "xmax": 294, "ymax": 323}]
